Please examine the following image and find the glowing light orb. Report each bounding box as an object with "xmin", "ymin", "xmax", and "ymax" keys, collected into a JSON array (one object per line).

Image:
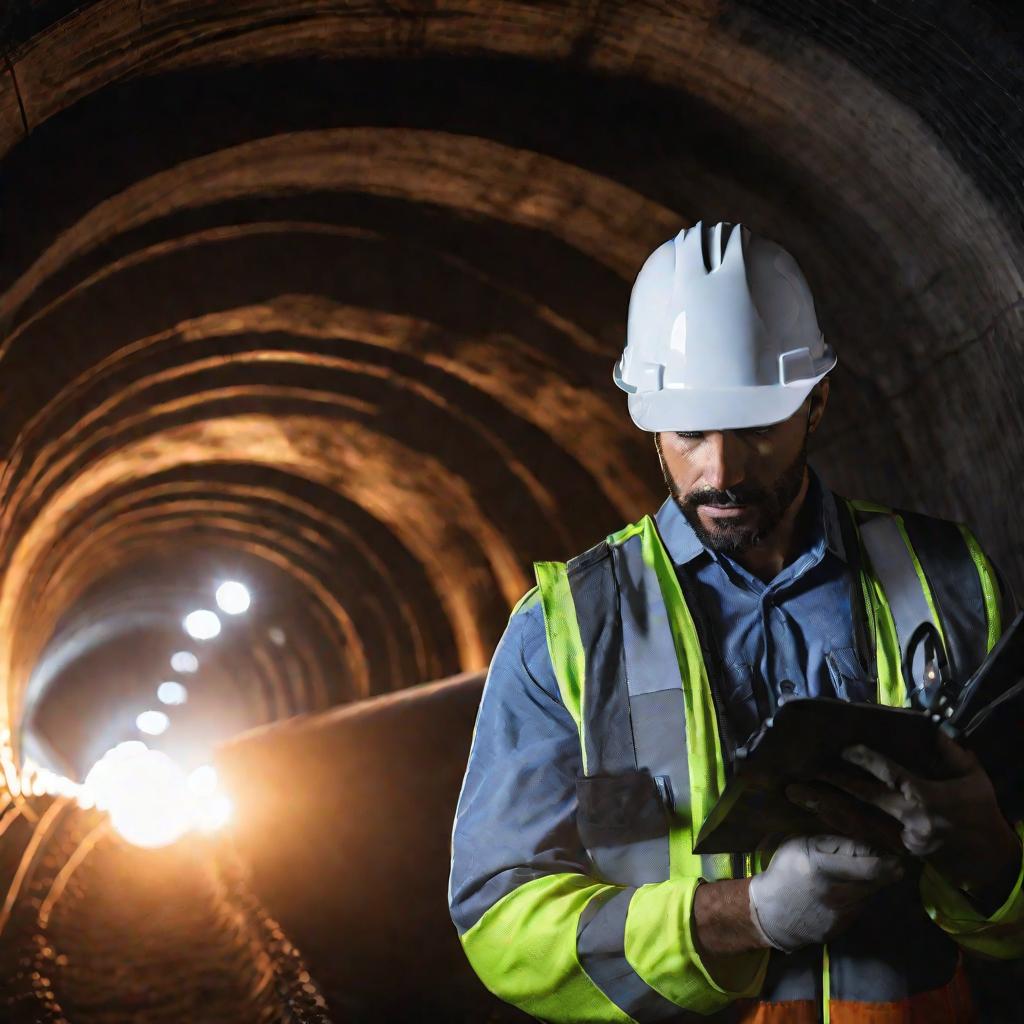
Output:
[
  {"xmin": 267, "ymin": 626, "xmax": 286, "ymax": 647},
  {"xmin": 80, "ymin": 745, "xmax": 234, "ymax": 848},
  {"xmin": 187, "ymin": 764, "xmax": 218, "ymax": 797},
  {"xmin": 184, "ymin": 609, "xmax": 220, "ymax": 640},
  {"xmin": 157, "ymin": 681, "xmax": 188, "ymax": 706},
  {"xmin": 194, "ymin": 793, "xmax": 233, "ymax": 832},
  {"xmin": 170, "ymin": 651, "xmax": 199, "ymax": 674},
  {"xmin": 106, "ymin": 749, "xmax": 191, "ymax": 849},
  {"xmin": 83, "ymin": 742, "xmax": 145, "ymax": 811},
  {"xmin": 216, "ymin": 580, "xmax": 251, "ymax": 615},
  {"xmin": 136, "ymin": 710, "xmax": 170, "ymax": 736}
]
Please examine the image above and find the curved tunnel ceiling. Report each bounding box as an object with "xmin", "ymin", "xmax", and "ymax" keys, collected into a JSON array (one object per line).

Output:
[{"xmin": 0, "ymin": 0, "xmax": 1021, "ymax": 772}]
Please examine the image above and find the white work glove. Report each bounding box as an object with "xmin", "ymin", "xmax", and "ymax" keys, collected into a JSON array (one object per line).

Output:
[
  {"xmin": 747, "ymin": 834, "xmax": 904, "ymax": 953},
  {"xmin": 789, "ymin": 731, "xmax": 1021, "ymax": 897}
]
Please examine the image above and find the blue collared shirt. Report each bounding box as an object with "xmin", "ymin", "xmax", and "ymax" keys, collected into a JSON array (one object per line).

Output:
[
  {"xmin": 653, "ymin": 465, "xmax": 874, "ymax": 749},
  {"xmin": 449, "ymin": 467, "xmax": 872, "ymax": 933}
]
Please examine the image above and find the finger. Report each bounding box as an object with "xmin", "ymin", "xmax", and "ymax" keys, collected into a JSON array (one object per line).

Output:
[
  {"xmin": 787, "ymin": 782, "xmax": 862, "ymax": 832},
  {"xmin": 810, "ymin": 834, "xmax": 905, "ymax": 876},
  {"xmin": 808, "ymin": 771, "xmax": 917, "ymax": 825},
  {"xmin": 813, "ymin": 848, "xmax": 906, "ymax": 884},
  {"xmin": 865, "ymin": 789, "xmax": 917, "ymax": 824},
  {"xmin": 841, "ymin": 745, "xmax": 922, "ymax": 792},
  {"xmin": 787, "ymin": 784, "xmax": 906, "ymax": 851},
  {"xmin": 816, "ymin": 764, "xmax": 895, "ymax": 804},
  {"xmin": 810, "ymin": 835, "xmax": 884, "ymax": 857}
]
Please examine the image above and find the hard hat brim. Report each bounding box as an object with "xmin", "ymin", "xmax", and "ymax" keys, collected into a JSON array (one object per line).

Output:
[{"xmin": 626, "ymin": 369, "xmax": 832, "ymax": 433}]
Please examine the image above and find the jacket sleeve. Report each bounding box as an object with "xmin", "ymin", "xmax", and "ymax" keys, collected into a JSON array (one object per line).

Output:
[
  {"xmin": 920, "ymin": 824, "xmax": 1024, "ymax": 959},
  {"xmin": 919, "ymin": 549, "xmax": 1024, "ymax": 958},
  {"xmin": 448, "ymin": 591, "xmax": 767, "ymax": 1023}
]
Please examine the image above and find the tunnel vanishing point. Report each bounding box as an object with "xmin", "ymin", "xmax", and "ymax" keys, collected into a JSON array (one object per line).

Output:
[{"xmin": 0, "ymin": 1, "xmax": 1020, "ymax": 1021}]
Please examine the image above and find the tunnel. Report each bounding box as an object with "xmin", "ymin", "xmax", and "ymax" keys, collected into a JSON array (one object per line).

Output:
[{"xmin": 0, "ymin": 1, "xmax": 1020, "ymax": 1020}]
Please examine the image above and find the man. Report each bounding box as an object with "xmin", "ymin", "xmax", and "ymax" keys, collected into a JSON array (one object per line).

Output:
[{"xmin": 448, "ymin": 221, "xmax": 1024, "ymax": 1022}]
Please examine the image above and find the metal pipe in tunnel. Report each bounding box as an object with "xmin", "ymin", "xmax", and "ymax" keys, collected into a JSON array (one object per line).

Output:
[{"xmin": 216, "ymin": 672, "xmax": 495, "ymax": 1021}]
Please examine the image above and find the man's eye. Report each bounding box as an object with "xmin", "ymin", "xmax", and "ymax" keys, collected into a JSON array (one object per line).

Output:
[{"xmin": 675, "ymin": 431, "xmax": 703, "ymax": 440}]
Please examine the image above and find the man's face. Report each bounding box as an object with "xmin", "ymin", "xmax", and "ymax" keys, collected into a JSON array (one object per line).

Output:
[{"xmin": 654, "ymin": 383, "xmax": 827, "ymax": 555}]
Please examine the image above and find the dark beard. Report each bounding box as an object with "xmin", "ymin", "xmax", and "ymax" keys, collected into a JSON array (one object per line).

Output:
[{"xmin": 656, "ymin": 435, "xmax": 808, "ymax": 556}]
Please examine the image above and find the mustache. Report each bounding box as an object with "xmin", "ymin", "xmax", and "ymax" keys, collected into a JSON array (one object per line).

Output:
[{"xmin": 682, "ymin": 487, "xmax": 767, "ymax": 508}]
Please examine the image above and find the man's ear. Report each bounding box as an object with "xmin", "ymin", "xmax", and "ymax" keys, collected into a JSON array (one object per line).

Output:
[{"xmin": 808, "ymin": 378, "xmax": 830, "ymax": 434}]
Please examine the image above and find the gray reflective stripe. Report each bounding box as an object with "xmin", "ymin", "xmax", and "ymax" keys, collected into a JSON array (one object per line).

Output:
[
  {"xmin": 567, "ymin": 542, "xmax": 669, "ymax": 887},
  {"xmin": 450, "ymin": 866, "xmax": 560, "ymax": 935},
  {"xmin": 567, "ymin": 543, "xmax": 637, "ymax": 776},
  {"xmin": 858, "ymin": 513, "xmax": 939, "ymax": 694},
  {"xmin": 613, "ymin": 536, "xmax": 682, "ymax": 697},
  {"xmin": 614, "ymin": 535, "xmax": 731, "ymax": 882},
  {"xmin": 901, "ymin": 513, "xmax": 988, "ymax": 683},
  {"xmin": 577, "ymin": 888, "xmax": 686, "ymax": 1021},
  {"xmin": 614, "ymin": 537, "xmax": 692, "ymax": 813}
]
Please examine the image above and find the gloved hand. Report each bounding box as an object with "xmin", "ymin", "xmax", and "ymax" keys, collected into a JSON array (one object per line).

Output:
[
  {"xmin": 747, "ymin": 834, "xmax": 904, "ymax": 953},
  {"xmin": 789, "ymin": 730, "xmax": 1021, "ymax": 897}
]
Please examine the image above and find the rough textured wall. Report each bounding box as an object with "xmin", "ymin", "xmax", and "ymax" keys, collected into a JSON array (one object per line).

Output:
[{"xmin": 0, "ymin": 0, "xmax": 1021, "ymax": 749}]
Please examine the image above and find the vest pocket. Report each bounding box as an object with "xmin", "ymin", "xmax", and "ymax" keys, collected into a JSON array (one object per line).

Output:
[{"xmin": 576, "ymin": 769, "xmax": 671, "ymax": 885}]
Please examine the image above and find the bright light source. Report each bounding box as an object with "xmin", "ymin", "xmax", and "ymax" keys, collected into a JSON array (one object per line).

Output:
[
  {"xmin": 194, "ymin": 793, "xmax": 232, "ymax": 832},
  {"xmin": 267, "ymin": 626, "xmax": 286, "ymax": 647},
  {"xmin": 170, "ymin": 651, "xmax": 199, "ymax": 674},
  {"xmin": 80, "ymin": 745, "xmax": 233, "ymax": 849},
  {"xmin": 184, "ymin": 609, "xmax": 220, "ymax": 640},
  {"xmin": 136, "ymin": 710, "xmax": 170, "ymax": 736},
  {"xmin": 106, "ymin": 749, "xmax": 191, "ymax": 849},
  {"xmin": 216, "ymin": 580, "xmax": 250, "ymax": 615},
  {"xmin": 157, "ymin": 681, "xmax": 188, "ymax": 706},
  {"xmin": 82, "ymin": 741, "xmax": 149, "ymax": 811},
  {"xmin": 188, "ymin": 764, "xmax": 218, "ymax": 798}
]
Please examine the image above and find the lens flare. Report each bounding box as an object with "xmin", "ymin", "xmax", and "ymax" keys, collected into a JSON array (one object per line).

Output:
[
  {"xmin": 187, "ymin": 764, "xmax": 217, "ymax": 797},
  {"xmin": 215, "ymin": 580, "xmax": 251, "ymax": 615},
  {"xmin": 184, "ymin": 609, "xmax": 220, "ymax": 640},
  {"xmin": 157, "ymin": 681, "xmax": 188, "ymax": 706},
  {"xmin": 106, "ymin": 749, "xmax": 192, "ymax": 849},
  {"xmin": 78, "ymin": 745, "xmax": 233, "ymax": 848},
  {"xmin": 136, "ymin": 710, "xmax": 170, "ymax": 735},
  {"xmin": 170, "ymin": 651, "xmax": 199, "ymax": 673}
]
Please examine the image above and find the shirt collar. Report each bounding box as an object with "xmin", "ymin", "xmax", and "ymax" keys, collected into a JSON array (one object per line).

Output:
[{"xmin": 654, "ymin": 465, "xmax": 847, "ymax": 567}]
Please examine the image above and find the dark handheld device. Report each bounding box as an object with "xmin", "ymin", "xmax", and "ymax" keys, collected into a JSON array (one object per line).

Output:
[{"xmin": 693, "ymin": 612, "xmax": 1024, "ymax": 854}]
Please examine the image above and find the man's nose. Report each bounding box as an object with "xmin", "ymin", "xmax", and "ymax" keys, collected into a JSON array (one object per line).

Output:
[{"xmin": 701, "ymin": 431, "xmax": 746, "ymax": 493}]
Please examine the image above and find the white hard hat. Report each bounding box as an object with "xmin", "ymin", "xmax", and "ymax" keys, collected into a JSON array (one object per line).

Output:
[{"xmin": 614, "ymin": 221, "xmax": 836, "ymax": 431}]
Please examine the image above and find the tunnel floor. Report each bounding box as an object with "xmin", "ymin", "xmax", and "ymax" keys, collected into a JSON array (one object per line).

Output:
[{"xmin": 0, "ymin": 799, "xmax": 334, "ymax": 1023}]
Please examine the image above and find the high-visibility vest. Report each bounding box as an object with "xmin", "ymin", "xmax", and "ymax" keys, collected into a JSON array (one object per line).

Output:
[{"xmin": 529, "ymin": 498, "xmax": 1012, "ymax": 1023}]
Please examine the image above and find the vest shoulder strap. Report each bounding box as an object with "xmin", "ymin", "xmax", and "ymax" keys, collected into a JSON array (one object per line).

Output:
[{"xmin": 848, "ymin": 499, "xmax": 998, "ymax": 699}]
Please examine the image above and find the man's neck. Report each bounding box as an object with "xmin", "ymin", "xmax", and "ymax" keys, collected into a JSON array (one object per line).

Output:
[{"xmin": 730, "ymin": 470, "xmax": 812, "ymax": 584}]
